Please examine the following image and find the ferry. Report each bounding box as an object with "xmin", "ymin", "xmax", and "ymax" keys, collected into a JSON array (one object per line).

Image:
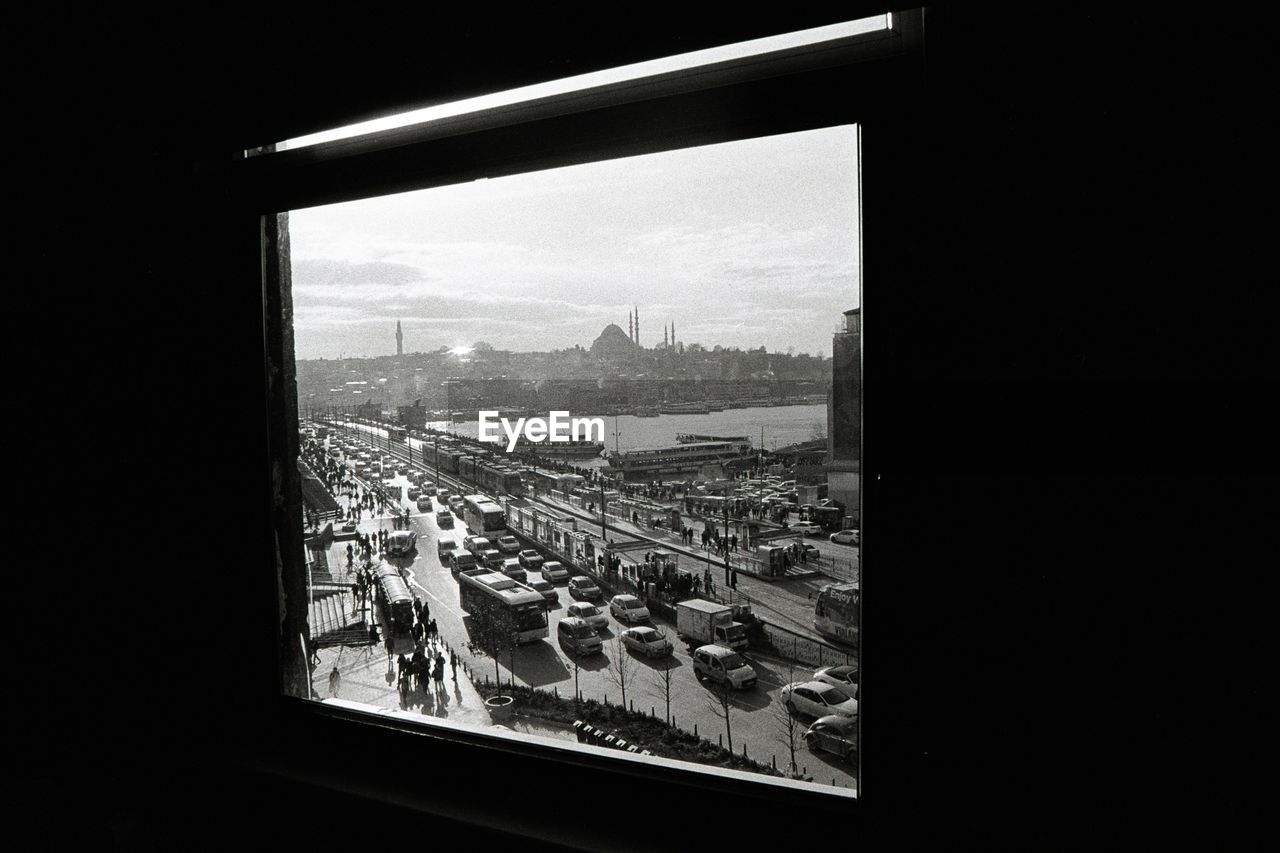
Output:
[
  {"xmin": 676, "ymin": 433, "xmax": 751, "ymax": 445},
  {"xmin": 605, "ymin": 438, "xmax": 752, "ymax": 480},
  {"xmin": 658, "ymin": 402, "xmax": 711, "ymax": 415},
  {"xmin": 510, "ymin": 437, "xmax": 606, "ymax": 458}
]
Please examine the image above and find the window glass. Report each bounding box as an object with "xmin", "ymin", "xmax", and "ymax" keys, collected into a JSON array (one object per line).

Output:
[{"xmin": 286, "ymin": 42, "xmax": 864, "ymax": 799}]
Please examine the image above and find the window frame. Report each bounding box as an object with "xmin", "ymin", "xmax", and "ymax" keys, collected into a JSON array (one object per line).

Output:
[{"xmin": 247, "ymin": 8, "xmax": 922, "ymax": 818}]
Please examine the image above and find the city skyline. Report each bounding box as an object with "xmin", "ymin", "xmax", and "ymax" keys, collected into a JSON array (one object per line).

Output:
[{"xmin": 289, "ymin": 125, "xmax": 860, "ymax": 360}]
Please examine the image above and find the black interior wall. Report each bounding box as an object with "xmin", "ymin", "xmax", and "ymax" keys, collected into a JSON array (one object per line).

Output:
[{"xmin": 21, "ymin": 5, "xmax": 1269, "ymax": 848}]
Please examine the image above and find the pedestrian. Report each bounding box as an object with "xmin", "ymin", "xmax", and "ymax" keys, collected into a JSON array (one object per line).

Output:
[
  {"xmin": 421, "ymin": 599, "xmax": 429, "ymax": 622},
  {"xmin": 328, "ymin": 665, "xmax": 341, "ymax": 697},
  {"xmin": 351, "ymin": 582, "xmax": 359, "ymax": 607},
  {"xmin": 731, "ymin": 568, "xmax": 738, "ymax": 589},
  {"xmin": 413, "ymin": 596, "xmax": 422, "ymax": 620},
  {"xmin": 450, "ymin": 649, "xmax": 458, "ymax": 681},
  {"xmin": 429, "ymin": 618, "xmax": 438, "ymax": 640},
  {"xmin": 692, "ymin": 576, "xmax": 701, "ymax": 596}
]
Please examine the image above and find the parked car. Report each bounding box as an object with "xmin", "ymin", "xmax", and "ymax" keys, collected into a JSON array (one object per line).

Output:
[
  {"xmin": 781, "ymin": 681, "xmax": 858, "ymax": 719},
  {"xmin": 527, "ymin": 579, "xmax": 558, "ymax": 605},
  {"xmin": 608, "ymin": 594, "xmax": 650, "ymax": 624},
  {"xmin": 829, "ymin": 529, "xmax": 859, "ymax": 546},
  {"xmin": 813, "ymin": 664, "xmax": 859, "ymax": 698},
  {"xmin": 692, "ymin": 644, "xmax": 757, "ymax": 689},
  {"xmin": 803, "ymin": 715, "xmax": 857, "ymax": 763},
  {"xmin": 566, "ymin": 602, "xmax": 608, "ymax": 630},
  {"xmin": 496, "ymin": 535, "xmax": 521, "ymax": 555},
  {"xmin": 500, "ymin": 559, "xmax": 527, "ymax": 583},
  {"xmin": 567, "ymin": 576, "xmax": 602, "ymax": 601},
  {"xmin": 435, "ymin": 509, "xmax": 454, "ymax": 527},
  {"xmin": 541, "ymin": 561, "xmax": 569, "ymax": 582},
  {"xmin": 792, "ymin": 522, "xmax": 823, "ymax": 536},
  {"xmin": 620, "ymin": 625, "xmax": 672, "ymax": 658},
  {"xmin": 518, "ymin": 549, "xmax": 545, "ymax": 570},
  {"xmin": 557, "ymin": 617, "xmax": 603, "ymax": 657}
]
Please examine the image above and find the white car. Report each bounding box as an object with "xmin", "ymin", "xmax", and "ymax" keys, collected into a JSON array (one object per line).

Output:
[
  {"xmin": 620, "ymin": 626, "xmax": 672, "ymax": 658},
  {"xmin": 781, "ymin": 681, "xmax": 858, "ymax": 719},
  {"xmin": 829, "ymin": 529, "xmax": 860, "ymax": 546},
  {"xmin": 541, "ymin": 561, "xmax": 570, "ymax": 582},
  {"xmin": 609, "ymin": 594, "xmax": 650, "ymax": 624},
  {"xmin": 792, "ymin": 522, "xmax": 823, "ymax": 536},
  {"xmin": 496, "ymin": 535, "xmax": 521, "ymax": 555},
  {"xmin": 566, "ymin": 602, "xmax": 608, "ymax": 630},
  {"xmin": 813, "ymin": 664, "xmax": 859, "ymax": 698}
]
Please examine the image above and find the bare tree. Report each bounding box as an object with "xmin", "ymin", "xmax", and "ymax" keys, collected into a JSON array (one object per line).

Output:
[
  {"xmin": 702, "ymin": 677, "xmax": 734, "ymax": 753},
  {"xmin": 650, "ymin": 656, "xmax": 674, "ymax": 725},
  {"xmin": 605, "ymin": 634, "xmax": 636, "ymax": 711},
  {"xmin": 772, "ymin": 652, "xmax": 804, "ymax": 776},
  {"xmin": 469, "ymin": 604, "xmax": 514, "ymax": 685}
]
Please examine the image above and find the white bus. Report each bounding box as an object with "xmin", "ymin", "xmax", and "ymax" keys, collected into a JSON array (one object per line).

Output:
[
  {"xmin": 813, "ymin": 582, "xmax": 859, "ymax": 647},
  {"xmin": 457, "ymin": 568, "xmax": 549, "ymax": 644},
  {"xmin": 462, "ymin": 494, "xmax": 506, "ymax": 538}
]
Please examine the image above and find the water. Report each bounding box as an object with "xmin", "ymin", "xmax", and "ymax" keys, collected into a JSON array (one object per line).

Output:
[{"xmin": 422, "ymin": 403, "xmax": 827, "ymax": 467}]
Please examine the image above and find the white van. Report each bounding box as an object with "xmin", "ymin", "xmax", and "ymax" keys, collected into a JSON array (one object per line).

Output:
[{"xmin": 692, "ymin": 644, "xmax": 757, "ymax": 689}]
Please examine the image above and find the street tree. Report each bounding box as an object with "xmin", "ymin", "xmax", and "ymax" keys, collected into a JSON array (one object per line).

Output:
[
  {"xmin": 604, "ymin": 634, "xmax": 636, "ymax": 711},
  {"xmin": 649, "ymin": 656, "xmax": 674, "ymax": 725},
  {"xmin": 468, "ymin": 603, "xmax": 514, "ymax": 686},
  {"xmin": 772, "ymin": 648, "xmax": 804, "ymax": 776},
  {"xmin": 702, "ymin": 677, "xmax": 735, "ymax": 754}
]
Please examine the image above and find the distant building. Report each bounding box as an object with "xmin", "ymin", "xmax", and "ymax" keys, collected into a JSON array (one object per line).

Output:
[
  {"xmin": 355, "ymin": 400, "xmax": 381, "ymax": 420},
  {"xmin": 395, "ymin": 320, "xmax": 403, "ymax": 356},
  {"xmin": 397, "ymin": 399, "xmax": 428, "ymax": 430},
  {"xmin": 590, "ymin": 323, "xmax": 639, "ymax": 359},
  {"xmin": 826, "ymin": 308, "xmax": 860, "ymax": 525}
]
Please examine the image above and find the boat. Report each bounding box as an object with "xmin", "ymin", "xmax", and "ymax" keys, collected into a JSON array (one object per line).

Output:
[
  {"xmin": 676, "ymin": 433, "xmax": 751, "ymax": 445},
  {"xmin": 510, "ymin": 437, "xmax": 605, "ymax": 458},
  {"xmin": 658, "ymin": 402, "xmax": 710, "ymax": 415},
  {"xmin": 604, "ymin": 438, "xmax": 752, "ymax": 480}
]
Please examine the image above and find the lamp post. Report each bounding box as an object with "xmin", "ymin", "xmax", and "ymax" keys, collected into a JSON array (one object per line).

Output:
[{"xmin": 723, "ymin": 500, "xmax": 731, "ymax": 586}]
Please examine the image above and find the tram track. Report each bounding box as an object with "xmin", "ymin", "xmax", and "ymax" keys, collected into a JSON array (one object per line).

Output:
[{"xmin": 328, "ymin": 422, "xmax": 834, "ymax": 643}]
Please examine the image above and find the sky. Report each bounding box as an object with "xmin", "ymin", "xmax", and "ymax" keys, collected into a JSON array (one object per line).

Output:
[
  {"xmin": 286, "ymin": 18, "xmax": 877, "ymax": 362},
  {"xmin": 290, "ymin": 125, "xmax": 859, "ymax": 361}
]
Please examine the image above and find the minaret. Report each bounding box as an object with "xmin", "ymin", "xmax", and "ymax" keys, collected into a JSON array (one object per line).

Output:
[
  {"xmin": 395, "ymin": 320, "xmax": 403, "ymax": 356},
  {"xmin": 629, "ymin": 310, "xmax": 634, "ymax": 342},
  {"xmin": 664, "ymin": 326, "xmax": 668, "ymax": 348},
  {"xmin": 671, "ymin": 321, "xmax": 675, "ymax": 347},
  {"xmin": 634, "ymin": 305, "xmax": 639, "ymax": 346}
]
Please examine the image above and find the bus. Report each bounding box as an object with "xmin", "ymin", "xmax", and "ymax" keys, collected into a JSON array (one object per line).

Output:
[
  {"xmin": 457, "ymin": 568, "xmax": 549, "ymax": 644},
  {"xmin": 813, "ymin": 582, "xmax": 859, "ymax": 647},
  {"xmin": 463, "ymin": 494, "xmax": 506, "ymax": 537},
  {"xmin": 374, "ymin": 564, "xmax": 416, "ymax": 654}
]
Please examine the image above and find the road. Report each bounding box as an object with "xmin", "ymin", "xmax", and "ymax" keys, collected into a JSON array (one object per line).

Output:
[{"xmin": 324, "ymin": 425, "xmax": 858, "ymax": 788}]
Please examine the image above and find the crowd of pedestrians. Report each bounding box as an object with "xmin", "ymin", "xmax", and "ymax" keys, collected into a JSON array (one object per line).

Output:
[{"xmin": 394, "ymin": 595, "xmax": 460, "ymax": 706}]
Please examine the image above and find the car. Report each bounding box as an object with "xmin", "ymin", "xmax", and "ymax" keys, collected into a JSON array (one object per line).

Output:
[
  {"xmin": 437, "ymin": 539, "xmax": 458, "ymax": 561},
  {"xmin": 500, "ymin": 559, "xmax": 527, "ymax": 582},
  {"xmin": 407, "ymin": 487, "xmax": 421, "ymax": 501},
  {"xmin": 803, "ymin": 715, "xmax": 857, "ymax": 763},
  {"xmin": 518, "ymin": 549, "xmax": 545, "ymax": 570},
  {"xmin": 448, "ymin": 551, "xmax": 477, "ymax": 576},
  {"xmin": 780, "ymin": 681, "xmax": 858, "ymax": 719},
  {"xmin": 792, "ymin": 522, "xmax": 823, "ymax": 536},
  {"xmin": 463, "ymin": 536, "xmax": 491, "ymax": 556},
  {"xmin": 420, "ymin": 483, "xmax": 437, "ymax": 497},
  {"xmin": 449, "ymin": 497, "xmax": 465, "ymax": 515},
  {"xmin": 567, "ymin": 576, "xmax": 602, "ymax": 601},
  {"xmin": 435, "ymin": 509, "xmax": 454, "ymax": 527},
  {"xmin": 437, "ymin": 490, "xmax": 452, "ymax": 504},
  {"xmin": 557, "ymin": 617, "xmax": 603, "ymax": 657},
  {"xmin": 692, "ymin": 645, "xmax": 756, "ymax": 689},
  {"xmin": 540, "ymin": 561, "xmax": 569, "ymax": 582},
  {"xmin": 608, "ymin": 594, "xmax": 650, "ymax": 624},
  {"xmin": 566, "ymin": 602, "xmax": 607, "ymax": 630},
  {"xmin": 829, "ymin": 529, "xmax": 859, "ymax": 546},
  {"xmin": 495, "ymin": 535, "xmax": 521, "ymax": 555},
  {"xmin": 527, "ymin": 579, "xmax": 558, "ymax": 604},
  {"xmin": 620, "ymin": 625, "xmax": 672, "ymax": 658},
  {"xmin": 813, "ymin": 664, "xmax": 859, "ymax": 698},
  {"xmin": 386, "ymin": 530, "xmax": 417, "ymax": 555},
  {"xmin": 482, "ymin": 549, "xmax": 505, "ymax": 570},
  {"xmin": 416, "ymin": 496, "xmax": 433, "ymax": 511}
]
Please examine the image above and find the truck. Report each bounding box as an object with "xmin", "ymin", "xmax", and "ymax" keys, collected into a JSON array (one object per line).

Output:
[{"xmin": 676, "ymin": 599, "xmax": 749, "ymax": 651}]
